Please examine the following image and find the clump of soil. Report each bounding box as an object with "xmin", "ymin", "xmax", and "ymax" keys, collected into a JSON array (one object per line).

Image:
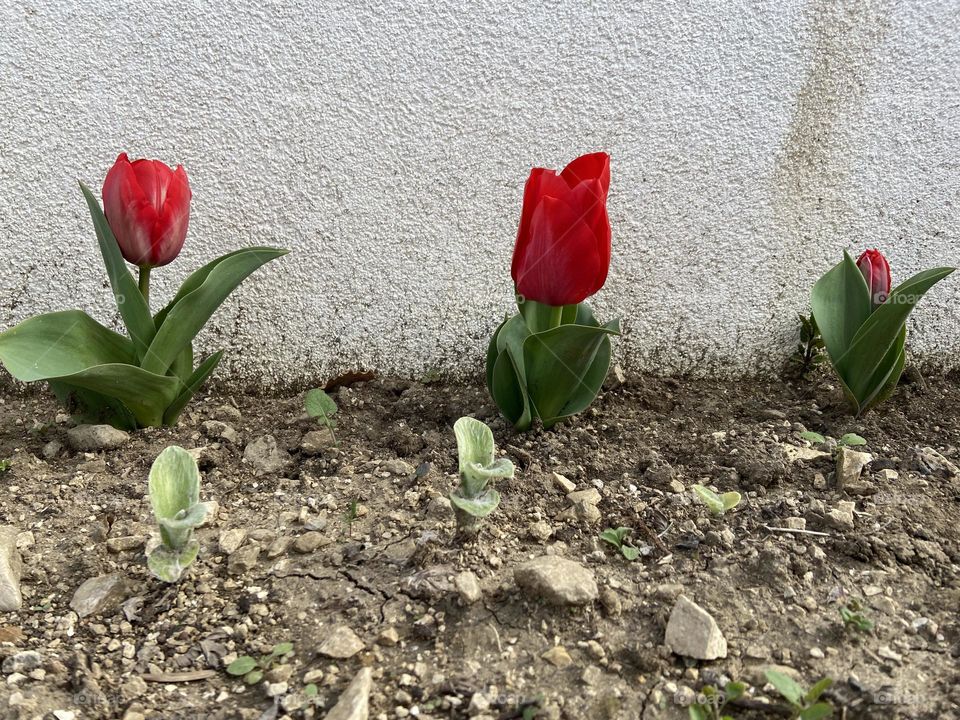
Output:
[{"xmin": 0, "ymin": 369, "xmax": 957, "ymax": 720}]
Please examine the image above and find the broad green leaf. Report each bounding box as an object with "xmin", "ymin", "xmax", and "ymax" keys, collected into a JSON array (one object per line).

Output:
[
  {"xmin": 462, "ymin": 458, "xmax": 514, "ymax": 496},
  {"xmin": 305, "ymin": 388, "xmax": 338, "ymax": 420},
  {"xmin": 765, "ymin": 669, "xmax": 804, "ymax": 705},
  {"xmin": 835, "ymin": 266, "xmax": 953, "ymax": 408},
  {"xmin": 0, "ymin": 310, "xmax": 134, "ymax": 379},
  {"xmin": 688, "ymin": 707, "xmax": 709, "ymax": 720},
  {"xmin": 141, "ymin": 247, "xmax": 287, "ymax": 375},
  {"xmin": 244, "ymin": 670, "xmax": 263, "ymax": 685},
  {"xmin": 169, "ymin": 343, "xmax": 194, "ymax": 384},
  {"xmin": 449, "ymin": 488, "xmax": 501, "ymax": 518},
  {"xmin": 149, "ymin": 446, "xmax": 202, "ymax": 550},
  {"xmin": 272, "ymin": 642, "xmax": 294, "ymax": 656},
  {"xmin": 147, "ymin": 540, "xmax": 199, "ymax": 583},
  {"xmin": 838, "ymin": 433, "xmax": 866, "ymax": 447},
  {"xmin": 800, "ymin": 431, "xmax": 826, "ymax": 444},
  {"xmin": 620, "ymin": 545, "xmax": 640, "ymax": 561},
  {"xmin": 162, "ymin": 350, "xmax": 225, "ymax": 426},
  {"xmin": 226, "ymin": 656, "xmax": 257, "ymax": 676},
  {"xmin": 152, "ymin": 248, "xmax": 255, "ymax": 328},
  {"xmin": 805, "ymin": 677, "xmax": 833, "ymax": 704},
  {"xmin": 810, "ymin": 251, "xmax": 871, "ymax": 362},
  {"xmin": 523, "ymin": 318, "xmax": 619, "ymax": 427},
  {"xmin": 692, "ymin": 484, "xmax": 724, "ymax": 514},
  {"xmin": 724, "ymin": 681, "xmax": 746, "ymax": 702},
  {"xmin": 861, "ymin": 329, "xmax": 905, "ymax": 413},
  {"xmin": 79, "ymin": 182, "xmax": 156, "ymax": 359},
  {"xmin": 454, "ymin": 416, "xmax": 496, "ymax": 471},
  {"xmin": 799, "ymin": 703, "xmax": 833, "ymax": 720},
  {"xmin": 49, "ymin": 382, "xmax": 138, "ymax": 429},
  {"xmin": 491, "ymin": 347, "xmax": 532, "ymax": 430},
  {"xmin": 485, "ymin": 316, "xmax": 508, "ymax": 391},
  {"xmin": 599, "ymin": 529, "xmax": 624, "ymax": 547}
]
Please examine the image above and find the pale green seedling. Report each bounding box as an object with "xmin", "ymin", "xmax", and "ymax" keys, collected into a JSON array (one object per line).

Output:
[
  {"xmin": 449, "ymin": 417, "xmax": 514, "ymax": 535},
  {"xmin": 147, "ymin": 446, "xmax": 215, "ymax": 582},
  {"xmin": 692, "ymin": 484, "xmax": 741, "ymax": 516}
]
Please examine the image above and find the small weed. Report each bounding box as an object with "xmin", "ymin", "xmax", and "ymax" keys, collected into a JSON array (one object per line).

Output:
[
  {"xmin": 789, "ymin": 313, "xmax": 826, "ymax": 378},
  {"xmin": 305, "ymin": 388, "xmax": 338, "ymax": 446},
  {"xmin": 0, "ymin": 459, "xmax": 10, "ymax": 475},
  {"xmin": 688, "ymin": 681, "xmax": 746, "ymax": 720},
  {"xmin": 765, "ymin": 670, "xmax": 833, "ymax": 720},
  {"xmin": 691, "ymin": 484, "xmax": 741, "ymax": 516},
  {"xmin": 599, "ymin": 527, "xmax": 642, "ymax": 561},
  {"xmin": 839, "ymin": 598, "xmax": 874, "ymax": 633},
  {"xmin": 226, "ymin": 642, "xmax": 294, "ymax": 685}
]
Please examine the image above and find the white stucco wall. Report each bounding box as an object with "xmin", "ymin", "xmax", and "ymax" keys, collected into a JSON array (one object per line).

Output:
[{"xmin": 1, "ymin": 0, "xmax": 958, "ymax": 385}]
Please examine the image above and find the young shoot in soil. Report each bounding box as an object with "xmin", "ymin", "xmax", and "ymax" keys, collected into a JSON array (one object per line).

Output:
[
  {"xmin": 688, "ymin": 680, "xmax": 747, "ymax": 720},
  {"xmin": 788, "ymin": 312, "xmax": 826, "ymax": 378},
  {"xmin": 839, "ymin": 598, "xmax": 874, "ymax": 633},
  {"xmin": 305, "ymin": 388, "xmax": 338, "ymax": 445},
  {"xmin": 147, "ymin": 446, "xmax": 215, "ymax": 583},
  {"xmin": 0, "ymin": 459, "xmax": 10, "ymax": 475},
  {"xmin": 691, "ymin": 484, "xmax": 741, "ymax": 516},
  {"xmin": 226, "ymin": 642, "xmax": 294, "ymax": 685},
  {"xmin": 449, "ymin": 416, "xmax": 514, "ymax": 536},
  {"xmin": 599, "ymin": 527, "xmax": 641, "ymax": 561},
  {"xmin": 764, "ymin": 670, "xmax": 833, "ymax": 720}
]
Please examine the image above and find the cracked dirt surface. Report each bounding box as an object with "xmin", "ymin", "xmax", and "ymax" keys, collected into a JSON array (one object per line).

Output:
[{"xmin": 0, "ymin": 370, "xmax": 958, "ymax": 719}]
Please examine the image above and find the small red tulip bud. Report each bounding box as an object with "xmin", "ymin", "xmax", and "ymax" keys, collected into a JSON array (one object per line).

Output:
[
  {"xmin": 102, "ymin": 153, "xmax": 192, "ymax": 268},
  {"xmin": 856, "ymin": 249, "xmax": 892, "ymax": 309}
]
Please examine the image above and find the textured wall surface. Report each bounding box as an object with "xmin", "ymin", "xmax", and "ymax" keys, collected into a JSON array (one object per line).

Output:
[{"xmin": 1, "ymin": 0, "xmax": 958, "ymax": 385}]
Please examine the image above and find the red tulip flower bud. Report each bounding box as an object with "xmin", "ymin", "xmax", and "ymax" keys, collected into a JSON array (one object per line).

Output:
[
  {"xmin": 511, "ymin": 152, "xmax": 611, "ymax": 307},
  {"xmin": 102, "ymin": 153, "xmax": 192, "ymax": 268},
  {"xmin": 856, "ymin": 248, "xmax": 891, "ymax": 308}
]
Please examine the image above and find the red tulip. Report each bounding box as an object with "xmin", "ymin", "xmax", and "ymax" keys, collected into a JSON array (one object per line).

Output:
[
  {"xmin": 511, "ymin": 152, "xmax": 611, "ymax": 307},
  {"xmin": 856, "ymin": 248, "xmax": 891, "ymax": 308},
  {"xmin": 102, "ymin": 153, "xmax": 192, "ymax": 268}
]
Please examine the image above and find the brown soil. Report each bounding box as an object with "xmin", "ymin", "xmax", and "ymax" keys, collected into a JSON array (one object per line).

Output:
[{"xmin": 0, "ymin": 368, "xmax": 958, "ymax": 720}]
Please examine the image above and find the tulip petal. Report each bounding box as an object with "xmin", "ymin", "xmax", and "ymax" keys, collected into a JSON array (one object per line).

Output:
[
  {"xmin": 512, "ymin": 168, "xmax": 568, "ymax": 285},
  {"xmin": 103, "ymin": 154, "xmax": 154, "ymax": 266},
  {"xmin": 560, "ymin": 152, "xmax": 610, "ymax": 198},
  {"xmin": 515, "ymin": 194, "xmax": 606, "ymax": 306},
  {"xmin": 151, "ymin": 165, "xmax": 192, "ymax": 267}
]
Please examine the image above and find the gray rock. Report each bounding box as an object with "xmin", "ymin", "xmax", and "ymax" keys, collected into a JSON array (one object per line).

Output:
[
  {"xmin": 293, "ymin": 531, "xmax": 326, "ymax": 554},
  {"xmin": 514, "ymin": 556, "xmax": 598, "ymax": 606},
  {"xmin": 381, "ymin": 459, "xmax": 415, "ymax": 476},
  {"xmin": 2, "ymin": 651, "xmax": 43, "ymax": 674},
  {"xmin": 228, "ymin": 544, "xmax": 261, "ymax": 574},
  {"xmin": 825, "ymin": 508, "xmax": 855, "ymax": 531},
  {"xmin": 0, "ymin": 526, "xmax": 22, "ymax": 611},
  {"xmin": 835, "ymin": 447, "xmax": 873, "ymax": 489},
  {"xmin": 454, "ymin": 571, "xmax": 482, "ymax": 604},
  {"xmin": 42, "ymin": 440, "xmax": 62, "ymax": 459},
  {"xmin": 69, "ymin": 574, "xmax": 128, "ymax": 618},
  {"xmin": 201, "ymin": 420, "xmax": 240, "ymax": 444},
  {"xmin": 66, "ymin": 425, "xmax": 130, "ymax": 451},
  {"xmin": 243, "ymin": 435, "xmax": 292, "ymax": 475},
  {"xmin": 218, "ymin": 528, "xmax": 247, "ymax": 555},
  {"xmin": 324, "ymin": 666, "xmax": 372, "ymax": 720},
  {"xmin": 910, "ymin": 446, "xmax": 959, "ymax": 478},
  {"xmin": 301, "ymin": 430, "xmax": 336, "ymax": 455},
  {"xmin": 665, "ymin": 595, "xmax": 727, "ymax": 660},
  {"xmin": 318, "ymin": 626, "xmax": 364, "ymax": 659},
  {"xmin": 566, "ymin": 488, "xmax": 601, "ymax": 506},
  {"xmin": 552, "ymin": 473, "xmax": 576, "ymax": 493}
]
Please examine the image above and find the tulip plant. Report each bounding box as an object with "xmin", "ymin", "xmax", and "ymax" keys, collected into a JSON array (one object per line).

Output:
[
  {"xmin": 487, "ymin": 153, "xmax": 620, "ymax": 431},
  {"xmin": 450, "ymin": 416, "xmax": 514, "ymax": 536},
  {"xmin": 0, "ymin": 154, "xmax": 287, "ymax": 429},
  {"xmin": 811, "ymin": 249, "xmax": 953, "ymax": 415},
  {"xmin": 147, "ymin": 445, "xmax": 214, "ymax": 582}
]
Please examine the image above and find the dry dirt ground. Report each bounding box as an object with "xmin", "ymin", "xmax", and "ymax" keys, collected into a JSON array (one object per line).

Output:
[{"xmin": 0, "ymin": 369, "xmax": 958, "ymax": 720}]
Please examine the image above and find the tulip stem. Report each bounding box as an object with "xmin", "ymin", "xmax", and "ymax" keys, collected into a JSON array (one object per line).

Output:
[{"xmin": 138, "ymin": 267, "xmax": 151, "ymax": 306}]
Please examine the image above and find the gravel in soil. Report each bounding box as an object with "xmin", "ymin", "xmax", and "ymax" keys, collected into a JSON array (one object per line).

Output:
[{"xmin": 0, "ymin": 370, "xmax": 958, "ymax": 720}]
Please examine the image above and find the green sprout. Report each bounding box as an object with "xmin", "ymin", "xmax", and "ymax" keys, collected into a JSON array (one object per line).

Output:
[
  {"xmin": 789, "ymin": 313, "xmax": 826, "ymax": 378},
  {"xmin": 765, "ymin": 670, "xmax": 833, "ymax": 720},
  {"xmin": 342, "ymin": 499, "xmax": 360, "ymax": 537},
  {"xmin": 689, "ymin": 681, "xmax": 746, "ymax": 720},
  {"xmin": 226, "ymin": 642, "xmax": 294, "ymax": 685},
  {"xmin": 0, "ymin": 459, "xmax": 10, "ymax": 475},
  {"xmin": 305, "ymin": 388, "xmax": 338, "ymax": 446},
  {"xmin": 839, "ymin": 599, "xmax": 874, "ymax": 633},
  {"xmin": 691, "ymin": 484, "xmax": 741, "ymax": 516},
  {"xmin": 147, "ymin": 446, "xmax": 215, "ymax": 583},
  {"xmin": 599, "ymin": 527, "xmax": 641, "ymax": 561},
  {"xmin": 799, "ymin": 431, "xmax": 866, "ymax": 449},
  {"xmin": 449, "ymin": 417, "xmax": 514, "ymax": 536}
]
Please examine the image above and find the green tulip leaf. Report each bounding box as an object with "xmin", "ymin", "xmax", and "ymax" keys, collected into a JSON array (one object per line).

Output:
[
  {"xmin": 162, "ymin": 350, "xmax": 225, "ymax": 427},
  {"xmin": 49, "ymin": 382, "xmax": 138, "ymax": 429},
  {"xmin": 141, "ymin": 247, "xmax": 288, "ymax": 375},
  {"xmin": 522, "ymin": 317, "xmax": 619, "ymax": 428},
  {"xmin": 0, "ymin": 310, "xmax": 179, "ymax": 427},
  {"xmin": 79, "ymin": 182, "xmax": 156, "ymax": 360},
  {"xmin": 811, "ymin": 251, "xmax": 872, "ymax": 362},
  {"xmin": 490, "ymin": 340, "xmax": 532, "ymax": 430}
]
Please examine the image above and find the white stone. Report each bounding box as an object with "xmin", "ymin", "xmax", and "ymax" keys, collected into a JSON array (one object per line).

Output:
[{"xmin": 664, "ymin": 596, "xmax": 727, "ymax": 660}]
